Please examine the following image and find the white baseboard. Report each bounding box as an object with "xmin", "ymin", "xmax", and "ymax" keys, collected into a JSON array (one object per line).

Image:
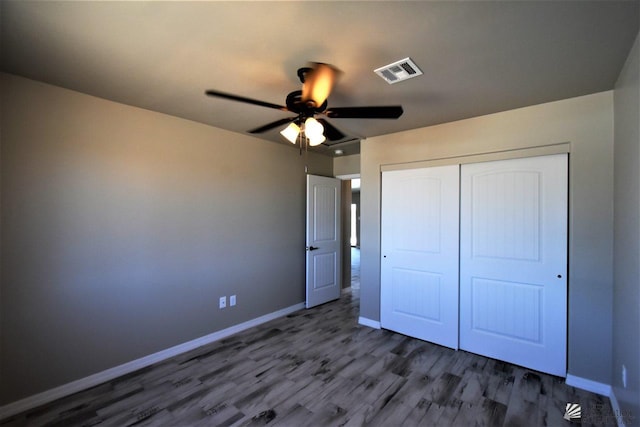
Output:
[
  {"xmin": 0, "ymin": 302, "xmax": 305, "ymax": 420},
  {"xmin": 565, "ymin": 374, "xmax": 612, "ymax": 397},
  {"xmin": 565, "ymin": 374, "xmax": 633, "ymax": 426},
  {"xmin": 358, "ymin": 316, "xmax": 381, "ymax": 329},
  {"xmin": 608, "ymin": 390, "xmax": 628, "ymax": 427}
]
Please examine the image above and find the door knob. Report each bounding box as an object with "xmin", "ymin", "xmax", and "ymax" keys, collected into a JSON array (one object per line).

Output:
[{"xmin": 307, "ymin": 246, "xmax": 319, "ymax": 251}]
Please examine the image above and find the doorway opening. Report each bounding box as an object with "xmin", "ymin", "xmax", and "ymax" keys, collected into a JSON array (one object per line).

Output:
[
  {"xmin": 338, "ymin": 174, "xmax": 361, "ymax": 295},
  {"xmin": 350, "ymin": 204, "xmax": 358, "ymax": 247},
  {"xmin": 350, "ymin": 178, "xmax": 360, "ymax": 247},
  {"xmin": 350, "ymin": 178, "xmax": 360, "ymax": 290}
]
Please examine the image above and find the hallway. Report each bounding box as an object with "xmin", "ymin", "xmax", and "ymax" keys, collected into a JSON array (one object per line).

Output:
[{"xmin": 351, "ymin": 247, "xmax": 360, "ymax": 290}]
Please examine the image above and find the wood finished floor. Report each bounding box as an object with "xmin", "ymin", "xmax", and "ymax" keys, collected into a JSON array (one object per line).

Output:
[
  {"xmin": 2, "ymin": 288, "xmax": 613, "ymax": 427},
  {"xmin": 350, "ymin": 248, "xmax": 360, "ymax": 290}
]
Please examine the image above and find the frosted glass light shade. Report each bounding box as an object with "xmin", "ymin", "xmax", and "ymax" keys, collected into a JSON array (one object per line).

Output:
[
  {"xmin": 308, "ymin": 133, "xmax": 326, "ymax": 146},
  {"xmin": 304, "ymin": 117, "xmax": 323, "ymax": 137},
  {"xmin": 280, "ymin": 122, "xmax": 300, "ymax": 144},
  {"xmin": 304, "ymin": 117, "xmax": 325, "ymax": 146}
]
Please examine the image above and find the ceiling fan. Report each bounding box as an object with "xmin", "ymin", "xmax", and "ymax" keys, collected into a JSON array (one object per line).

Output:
[{"xmin": 205, "ymin": 62, "xmax": 403, "ymax": 147}]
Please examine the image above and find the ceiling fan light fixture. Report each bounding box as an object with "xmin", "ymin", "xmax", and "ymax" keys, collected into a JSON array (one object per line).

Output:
[
  {"xmin": 280, "ymin": 122, "xmax": 300, "ymax": 144},
  {"xmin": 206, "ymin": 61, "xmax": 403, "ymax": 149}
]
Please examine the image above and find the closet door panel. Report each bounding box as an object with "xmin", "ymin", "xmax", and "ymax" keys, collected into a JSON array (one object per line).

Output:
[
  {"xmin": 381, "ymin": 165, "xmax": 459, "ymax": 349},
  {"xmin": 460, "ymin": 154, "xmax": 568, "ymax": 377}
]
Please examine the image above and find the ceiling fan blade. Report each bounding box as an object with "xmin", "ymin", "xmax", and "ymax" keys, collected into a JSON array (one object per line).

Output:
[
  {"xmin": 205, "ymin": 90, "xmax": 289, "ymax": 111},
  {"xmin": 248, "ymin": 117, "xmax": 297, "ymax": 134},
  {"xmin": 325, "ymin": 106, "xmax": 404, "ymax": 119},
  {"xmin": 317, "ymin": 118, "xmax": 346, "ymax": 141},
  {"xmin": 301, "ymin": 63, "xmax": 342, "ymax": 108}
]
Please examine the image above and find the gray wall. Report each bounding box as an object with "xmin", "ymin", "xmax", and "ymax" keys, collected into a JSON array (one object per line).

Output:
[
  {"xmin": 361, "ymin": 91, "xmax": 614, "ymax": 384},
  {"xmin": 613, "ymin": 33, "xmax": 640, "ymax": 422},
  {"xmin": 333, "ymin": 154, "xmax": 360, "ymax": 177},
  {"xmin": 0, "ymin": 73, "xmax": 332, "ymax": 405}
]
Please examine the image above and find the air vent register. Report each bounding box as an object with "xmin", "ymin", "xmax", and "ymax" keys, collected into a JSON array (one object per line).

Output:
[{"xmin": 374, "ymin": 57, "xmax": 423, "ymax": 84}]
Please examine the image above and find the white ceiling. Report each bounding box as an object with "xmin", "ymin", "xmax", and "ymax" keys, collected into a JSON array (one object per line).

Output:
[{"xmin": 2, "ymin": 1, "xmax": 638, "ymax": 156}]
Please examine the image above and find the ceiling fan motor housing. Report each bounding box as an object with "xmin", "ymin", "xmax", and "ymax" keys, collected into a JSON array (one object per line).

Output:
[{"xmin": 286, "ymin": 90, "xmax": 327, "ymax": 117}]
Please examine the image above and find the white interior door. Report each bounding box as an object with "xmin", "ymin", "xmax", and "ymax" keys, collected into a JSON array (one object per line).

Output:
[
  {"xmin": 306, "ymin": 174, "xmax": 341, "ymax": 308},
  {"xmin": 460, "ymin": 154, "xmax": 568, "ymax": 376},
  {"xmin": 381, "ymin": 166, "xmax": 460, "ymax": 349}
]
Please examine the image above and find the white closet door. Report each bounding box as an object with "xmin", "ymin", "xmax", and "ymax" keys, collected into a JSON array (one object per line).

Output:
[
  {"xmin": 460, "ymin": 154, "xmax": 567, "ymax": 376},
  {"xmin": 381, "ymin": 165, "xmax": 460, "ymax": 349}
]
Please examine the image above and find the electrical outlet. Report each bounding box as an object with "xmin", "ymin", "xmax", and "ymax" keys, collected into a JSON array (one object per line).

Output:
[
  {"xmin": 622, "ymin": 365, "xmax": 627, "ymax": 388},
  {"xmin": 219, "ymin": 296, "xmax": 226, "ymax": 309},
  {"xmin": 230, "ymin": 295, "xmax": 236, "ymax": 306}
]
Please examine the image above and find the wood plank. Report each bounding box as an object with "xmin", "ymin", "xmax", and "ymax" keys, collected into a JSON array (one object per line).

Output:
[{"xmin": 2, "ymin": 289, "xmax": 609, "ymax": 427}]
